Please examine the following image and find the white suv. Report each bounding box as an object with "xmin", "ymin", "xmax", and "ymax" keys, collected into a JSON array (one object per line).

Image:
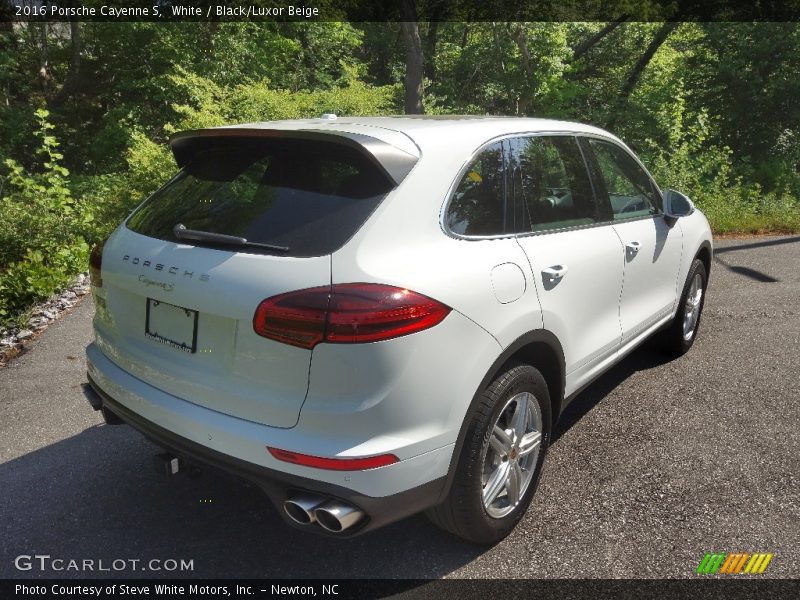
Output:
[{"xmin": 84, "ymin": 116, "xmax": 712, "ymax": 544}]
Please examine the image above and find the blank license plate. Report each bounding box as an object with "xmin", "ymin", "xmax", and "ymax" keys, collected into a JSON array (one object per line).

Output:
[{"xmin": 145, "ymin": 298, "xmax": 198, "ymax": 353}]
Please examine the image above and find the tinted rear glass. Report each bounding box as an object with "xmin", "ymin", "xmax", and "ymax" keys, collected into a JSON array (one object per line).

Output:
[{"xmin": 126, "ymin": 138, "xmax": 394, "ymax": 257}]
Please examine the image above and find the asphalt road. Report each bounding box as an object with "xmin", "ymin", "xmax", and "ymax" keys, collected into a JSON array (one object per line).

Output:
[{"xmin": 1, "ymin": 235, "xmax": 798, "ymax": 580}]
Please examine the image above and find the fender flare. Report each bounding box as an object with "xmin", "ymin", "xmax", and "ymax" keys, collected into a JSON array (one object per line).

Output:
[
  {"xmin": 696, "ymin": 239, "xmax": 713, "ymax": 276},
  {"xmin": 436, "ymin": 329, "xmax": 565, "ymax": 504}
]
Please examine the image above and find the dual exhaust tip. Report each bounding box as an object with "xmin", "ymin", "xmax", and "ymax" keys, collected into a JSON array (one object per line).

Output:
[{"xmin": 283, "ymin": 494, "xmax": 364, "ymax": 533}]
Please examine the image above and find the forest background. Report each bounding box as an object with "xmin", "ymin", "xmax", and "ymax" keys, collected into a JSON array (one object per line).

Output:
[{"xmin": 1, "ymin": 13, "xmax": 798, "ymax": 324}]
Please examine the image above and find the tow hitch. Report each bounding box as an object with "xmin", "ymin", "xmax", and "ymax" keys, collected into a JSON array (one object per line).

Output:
[
  {"xmin": 152, "ymin": 453, "xmax": 202, "ymax": 479},
  {"xmin": 153, "ymin": 452, "xmax": 182, "ymax": 477}
]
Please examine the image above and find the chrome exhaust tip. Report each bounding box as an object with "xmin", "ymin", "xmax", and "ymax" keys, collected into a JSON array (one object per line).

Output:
[
  {"xmin": 283, "ymin": 494, "xmax": 327, "ymax": 525},
  {"xmin": 314, "ymin": 500, "xmax": 365, "ymax": 533}
]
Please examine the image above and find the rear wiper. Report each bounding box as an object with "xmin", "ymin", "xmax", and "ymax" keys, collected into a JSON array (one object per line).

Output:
[{"xmin": 173, "ymin": 224, "xmax": 289, "ymax": 252}]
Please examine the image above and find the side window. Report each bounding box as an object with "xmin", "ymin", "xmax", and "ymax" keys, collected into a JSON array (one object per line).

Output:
[
  {"xmin": 507, "ymin": 135, "xmax": 601, "ymax": 233},
  {"xmin": 446, "ymin": 142, "xmax": 507, "ymax": 236},
  {"xmin": 586, "ymin": 139, "xmax": 661, "ymax": 219}
]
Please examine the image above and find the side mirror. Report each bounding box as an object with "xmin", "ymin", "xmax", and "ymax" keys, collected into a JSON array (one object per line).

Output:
[{"xmin": 663, "ymin": 189, "xmax": 695, "ymax": 219}]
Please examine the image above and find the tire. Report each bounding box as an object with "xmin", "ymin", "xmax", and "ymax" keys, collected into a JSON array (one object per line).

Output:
[
  {"xmin": 427, "ymin": 363, "xmax": 551, "ymax": 544},
  {"xmin": 659, "ymin": 258, "xmax": 708, "ymax": 355}
]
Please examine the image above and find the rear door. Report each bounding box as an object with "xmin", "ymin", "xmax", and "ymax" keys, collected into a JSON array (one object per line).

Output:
[
  {"xmin": 94, "ymin": 135, "xmax": 396, "ymax": 428},
  {"xmin": 509, "ymin": 135, "xmax": 624, "ymax": 395},
  {"xmin": 581, "ymin": 137, "xmax": 683, "ymax": 343}
]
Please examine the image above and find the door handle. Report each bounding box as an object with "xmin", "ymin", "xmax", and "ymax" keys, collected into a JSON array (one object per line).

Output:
[
  {"xmin": 542, "ymin": 265, "xmax": 568, "ymax": 281},
  {"xmin": 626, "ymin": 241, "xmax": 641, "ymax": 256}
]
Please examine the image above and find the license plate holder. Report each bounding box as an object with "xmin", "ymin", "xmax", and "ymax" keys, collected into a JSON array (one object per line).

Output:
[{"xmin": 145, "ymin": 298, "xmax": 198, "ymax": 354}]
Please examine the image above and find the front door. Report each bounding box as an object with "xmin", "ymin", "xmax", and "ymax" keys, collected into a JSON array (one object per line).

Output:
[{"xmin": 582, "ymin": 137, "xmax": 683, "ymax": 343}]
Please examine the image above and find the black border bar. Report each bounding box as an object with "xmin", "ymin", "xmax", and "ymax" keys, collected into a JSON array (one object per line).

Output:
[
  {"xmin": 4, "ymin": 0, "xmax": 800, "ymax": 23},
  {"xmin": 3, "ymin": 578, "xmax": 800, "ymax": 599}
]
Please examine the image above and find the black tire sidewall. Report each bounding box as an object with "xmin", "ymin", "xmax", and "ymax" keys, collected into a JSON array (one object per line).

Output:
[
  {"xmin": 672, "ymin": 259, "xmax": 708, "ymax": 354},
  {"xmin": 457, "ymin": 364, "xmax": 551, "ymax": 543}
]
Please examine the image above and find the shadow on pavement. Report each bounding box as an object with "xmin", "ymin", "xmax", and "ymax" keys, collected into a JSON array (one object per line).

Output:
[
  {"xmin": 552, "ymin": 344, "xmax": 672, "ymax": 443},
  {"xmin": 0, "ymin": 424, "xmax": 482, "ymax": 579},
  {"xmin": 713, "ymin": 235, "xmax": 800, "ymax": 254},
  {"xmin": 0, "ymin": 329, "xmax": 706, "ymax": 579}
]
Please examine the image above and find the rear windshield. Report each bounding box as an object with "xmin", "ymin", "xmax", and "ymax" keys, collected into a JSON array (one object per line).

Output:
[{"xmin": 126, "ymin": 138, "xmax": 395, "ymax": 257}]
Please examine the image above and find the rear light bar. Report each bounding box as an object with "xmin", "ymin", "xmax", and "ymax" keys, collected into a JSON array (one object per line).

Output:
[
  {"xmin": 253, "ymin": 283, "xmax": 451, "ymax": 349},
  {"xmin": 89, "ymin": 240, "xmax": 105, "ymax": 288},
  {"xmin": 267, "ymin": 447, "xmax": 399, "ymax": 471}
]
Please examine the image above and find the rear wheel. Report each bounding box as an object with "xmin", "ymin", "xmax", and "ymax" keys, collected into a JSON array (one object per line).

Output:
[{"xmin": 427, "ymin": 363, "xmax": 550, "ymax": 544}]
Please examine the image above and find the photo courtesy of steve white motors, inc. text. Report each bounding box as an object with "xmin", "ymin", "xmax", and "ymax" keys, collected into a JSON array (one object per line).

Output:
[
  {"xmin": 14, "ymin": 583, "xmax": 339, "ymax": 597},
  {"xmin": 12, "ymin": 3, "xmax": 322, "ymax": 19}
]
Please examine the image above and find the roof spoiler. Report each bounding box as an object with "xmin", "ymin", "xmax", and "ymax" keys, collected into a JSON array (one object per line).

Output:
[{"xmin": 169, "ymin": 128, "xmax": 419, "ymax": 186}]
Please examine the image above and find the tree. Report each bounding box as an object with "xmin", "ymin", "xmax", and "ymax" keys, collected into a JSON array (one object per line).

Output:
[
  {"xmin": 49, "ymin": 22, "xmax": 82, "ymax": 108},
  {"xmin": 400, "ymin": 0, "xmax": 424, "ymax": 114},
  {"xmin": 607, "ymin": 22, "xmax": 679, "ymax": 130},
  {"xmin": 570, "ymin": 16, "xmax": 628, "ymax": 63}
]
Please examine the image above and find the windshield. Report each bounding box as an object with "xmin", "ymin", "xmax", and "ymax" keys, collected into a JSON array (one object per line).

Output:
[{"xmin": 126, "ymin": 138, "xmax": 394, "ymax": 257}]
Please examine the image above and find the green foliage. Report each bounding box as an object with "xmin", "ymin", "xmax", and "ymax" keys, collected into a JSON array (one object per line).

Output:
[
  {"xmin": 168, "ymin": 65, "xmax": 398, "ymax": 129},
  {"xmin": 0, "ymin": 110, "xmax": 90, "ymax": 323},
  {"xmin": 645, "ymin": 105, "xmax": 800, "ymax": 233},
  {"xmin": 0, "ymin": 21, "xmax": 799, "ymax": 326},
  {"xmin": 118, "ymin": 66, "xmax": 399, "ymax": 202}
]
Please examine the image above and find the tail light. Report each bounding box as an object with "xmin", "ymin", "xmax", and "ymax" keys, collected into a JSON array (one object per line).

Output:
[
  {"xmin": 253, "ymin": 283, "xmax": 451, "ymax": 349},
  {"xmin": 89, "ymin": 240, "xmax": 105, "ymax": 288}
]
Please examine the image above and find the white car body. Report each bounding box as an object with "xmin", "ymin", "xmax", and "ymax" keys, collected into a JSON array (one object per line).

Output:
[{"xmin": 84, "ymin": 116, "xmax": 712, "ymax": 538}]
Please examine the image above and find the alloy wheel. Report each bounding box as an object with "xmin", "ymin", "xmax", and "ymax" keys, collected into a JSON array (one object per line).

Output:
[
  {"xmin": 481, "ymin": 392, "xmax": 543, "ymax": 519},
  {"xmin": 682, "ymin": 273, "xmax": 704, "ymax": 341}
]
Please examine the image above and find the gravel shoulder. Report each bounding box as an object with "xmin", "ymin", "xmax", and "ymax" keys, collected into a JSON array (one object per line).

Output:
[{"xmin": 0, "ymin": 235, "xmax": 798, "ymax": 579}]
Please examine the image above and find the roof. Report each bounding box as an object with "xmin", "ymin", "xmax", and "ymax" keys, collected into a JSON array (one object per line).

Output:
[
  {"xmin": 213, "ymin": 115, "xmax": 620, "ymax": 155},
  {"xmin": 170, "ymin": 116, "xmax": 624, "ymax": 186}
]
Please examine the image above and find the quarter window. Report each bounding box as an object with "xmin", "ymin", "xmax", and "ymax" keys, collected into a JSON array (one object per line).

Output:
[
  {"xmin": 586, "ymin": 139, "xmax": 661, "ymax": 219},
  {"xmin": 446, "ymin": 142, "xmax": 507, "ymax": 236},
  {"xmin": 507, "ymin": 136, "xmax": 601, "ymax": 233}
]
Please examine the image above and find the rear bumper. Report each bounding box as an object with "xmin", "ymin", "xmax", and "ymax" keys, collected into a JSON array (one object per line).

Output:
[
  {"xmin": 84, "ymin": 345, "xmax": 449, "ymax": 537},
  {"xmin": 85, "ymin": 376, "xmax": 445, "ymax": 537}
]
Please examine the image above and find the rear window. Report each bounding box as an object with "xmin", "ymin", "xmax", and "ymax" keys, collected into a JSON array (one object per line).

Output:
[{"xmin": 126, "ymin": 138, "xmax": 394, "ymax": 257}]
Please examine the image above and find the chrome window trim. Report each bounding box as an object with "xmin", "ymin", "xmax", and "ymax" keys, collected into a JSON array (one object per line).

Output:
[{"xmin": 439, "ymin": 130, "xmax": 664, "ymax": 241}]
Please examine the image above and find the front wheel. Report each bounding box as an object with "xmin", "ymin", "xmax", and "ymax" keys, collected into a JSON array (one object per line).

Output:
[
  {"xmin": 427, "ymin": 363, "xmax": 551, "ymax": 544},
  {"xmin": 660, "ymin": 258, "xmax": 708, "ymax": 355}
]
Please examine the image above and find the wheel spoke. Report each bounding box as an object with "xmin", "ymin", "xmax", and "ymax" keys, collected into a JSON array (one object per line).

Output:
[
  {"xmin": 492, "ymin": 426, "xmax": 513, "ymax": 453},
  {"xmin": 489, "ymin": 425, "xmax": 514, "ymax": 454},
  {"xmin": 506, "ymin": 462, "xmax": 523, "ymax": 505},
  {"xmin": 518, "ymin": 431, "xmax": 542, "ymax": 457},
  {"xmin": 483, "ymin": 462, "xmax": 510, "ymax": 506},
  {"xmin": 511, "ymin": 396, "xmax": 530, "ymax": 439}
]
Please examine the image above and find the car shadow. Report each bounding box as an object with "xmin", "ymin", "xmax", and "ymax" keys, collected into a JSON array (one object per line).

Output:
[
  {"xmin": 0, "ymin": 423, "xmax": 483, "ymax": 580},
  {"xmin": 709, "ymin": 235, "xmax": 800, "ymax": 283},
  {"xmin": 1, "ymin": 346, "xmax": 678, "ymax": 580},
  {"xmin": 713, "ymin": 235, "xmax": 800, "ymax": 254},
  {"xmin": 552, "ymin": 343, "xmax": 671, "ymax": 443},
  {"xmin": 713, "ymin": 253, "xmax": 779, "ymax": 283}
]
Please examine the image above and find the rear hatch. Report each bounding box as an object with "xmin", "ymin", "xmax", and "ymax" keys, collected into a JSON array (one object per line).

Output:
[{"xmin": 93, "ymin": 130, "xmax": 416, "ymax": 428}]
